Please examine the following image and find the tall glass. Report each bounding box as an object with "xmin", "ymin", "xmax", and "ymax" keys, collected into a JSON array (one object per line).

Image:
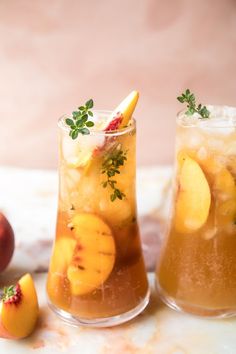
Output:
[
  {"xmin": 156, "ymin": 105, "xmax": 236, "ymax": 317},
  {"xmin": 47, "ymin": 112, "xmax": 149, "ymax": 327}
]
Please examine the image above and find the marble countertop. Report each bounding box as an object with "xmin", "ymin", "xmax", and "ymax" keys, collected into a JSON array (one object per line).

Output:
[{"xmin": 0, "ymin": 166, "xmax": 236, "ymax": 354}]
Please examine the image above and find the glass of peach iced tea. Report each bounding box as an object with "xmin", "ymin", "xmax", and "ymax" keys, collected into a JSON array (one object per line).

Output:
[
  {"xmin": 47, "ymin": 92, "xmax": 149, "ymax": 327},
  {"xmin": 156, "ymin": 90, "xmax": 236, "ymax": 317}
]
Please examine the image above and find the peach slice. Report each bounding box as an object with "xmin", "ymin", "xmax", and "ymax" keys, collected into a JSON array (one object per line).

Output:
[
  {"xmin": 47, "ymin": 238, "xmax": 76, "ymax": 308},
  {"xmin": 102, "ymin": 91, "xmax": 139, "ymax": 131},
  {"xmin": 67, "ymin": 213, "xmax": 116, "ymax": 296},
  {"xmin": 0, "ymin": 273, "xmax": 39, "ymax": 339},
  {"xmin": 49, "ymin": 237, "xmax": 76, "ymax": 274},
  {"xmin": 175, "ymin": 156, "xmax": 211, "ymax": 234}
]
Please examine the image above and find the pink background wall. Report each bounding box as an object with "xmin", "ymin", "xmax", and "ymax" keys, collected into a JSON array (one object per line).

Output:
[{"xmin": 0, "ymin": 0, "xmax": 236, "ymax": 168}]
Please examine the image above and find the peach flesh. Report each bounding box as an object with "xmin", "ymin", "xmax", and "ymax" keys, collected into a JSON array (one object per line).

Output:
[{"xmin": 0, "ymin": 274, "xmax": 39, "ymax": 339}]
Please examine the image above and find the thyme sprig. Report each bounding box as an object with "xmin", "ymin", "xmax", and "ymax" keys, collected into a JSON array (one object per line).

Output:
[
  {"xmin": 177, "ymin": 89, "xmax": 210, "ymax": 118},
  {"xmin": 101, "ymin": 144, "xmax": 127, "ymax": 202},
  {"xmin": 65, "ymin": 99, "xmax": 95, "ymax": 139}
]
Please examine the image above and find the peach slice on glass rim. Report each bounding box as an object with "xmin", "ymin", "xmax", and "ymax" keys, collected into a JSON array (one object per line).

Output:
[
  {"xmin": 0, "ymin": 273, "xmax": 39, "ymax": 339},
  {"xmin": 62, "ymin": 91, "xmax": 139, "ymax": 168},
  {"xmin": 102, "ymin": 90, "xmax": 139, "ymax": 131}
]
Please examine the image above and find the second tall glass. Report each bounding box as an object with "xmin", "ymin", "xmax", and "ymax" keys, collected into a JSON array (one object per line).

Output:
[{"xmin": 156, "ymin": 105, "xmax": 236, "ymax": 317}]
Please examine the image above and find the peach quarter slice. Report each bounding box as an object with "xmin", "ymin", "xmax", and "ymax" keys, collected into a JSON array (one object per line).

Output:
[
  {"xmin": 175, "ymin": 156, "xmax": 211, "ymax": 234},
  {"xmin": 67, "ymin": 213, "xmax": 116, "ymax": 296},
  {"xmin": 109, "ymin": 90, "xmax": 139, "ymax": 128},
  {"xmin": 0, "ymin": 273, "xmax": 39, "ymax": 339}
]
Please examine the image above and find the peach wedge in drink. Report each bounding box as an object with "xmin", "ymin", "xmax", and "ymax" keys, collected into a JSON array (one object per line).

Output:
[{"xmin": 47, "ymin": 92, "xmax": 149, "ymax": 326}]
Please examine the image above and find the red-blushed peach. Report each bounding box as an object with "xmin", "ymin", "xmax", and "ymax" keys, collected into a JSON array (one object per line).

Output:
[
  {"xmin": 0, "ymin": 273, "xmax": 39, "ymax": 339},
  {"xmin": 0, "ymin": 213, "xmax": 15, "ymax": 272}
]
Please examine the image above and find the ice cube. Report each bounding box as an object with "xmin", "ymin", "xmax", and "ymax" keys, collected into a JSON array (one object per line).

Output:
[
  {"xmin": 197, "ymin": 147, "xmax": 208, "ymax": 160},
  {"xmin": 183, "ymin": 128, "xmax": 204, "ymax": 149},
  {"xmin": 207, "ymin": 138, "xmax": 225, "ymax": 151},
  {"xmin": 62, "ymin": 134, "xmax": 104, "ymax": 167},
  {"xmin": 198, "ymin": 118, "xmax": 235, "ymax": 136},
  {"xmin": 99, "ymin": 197, "xmax": 132, "ymax": 223},
  {"xmin": 203, "ymin": 227, "xmax": 218, "ymax": 240},
  {"xmin": 224, "ymin": 141, "xmax": 236, "ymax": 156},
  {"xmin": 65, "ymin": 169, "xmax": 81, "ymax": 190}
]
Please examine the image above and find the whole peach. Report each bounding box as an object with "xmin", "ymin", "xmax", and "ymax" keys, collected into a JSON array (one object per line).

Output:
[{"xmin": 0, "ymin": 213, "xmax": 14, "ymax": 272}]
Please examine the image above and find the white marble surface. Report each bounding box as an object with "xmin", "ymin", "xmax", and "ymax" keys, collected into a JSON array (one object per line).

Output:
[{"xmin": 1, "ymin": 166, "xmax": 236, "ymax": 354}]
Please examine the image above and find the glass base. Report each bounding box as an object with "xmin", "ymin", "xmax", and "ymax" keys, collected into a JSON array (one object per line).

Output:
[
  {"xmin": 48, "ymin": 289, "xmax": 150, "ymax": 328},
  {"xmin": 156, "ymin": 280, "xmax": 236, "ymax": 318}
]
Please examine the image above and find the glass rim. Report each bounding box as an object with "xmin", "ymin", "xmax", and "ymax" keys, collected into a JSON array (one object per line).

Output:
[
  {"xmin": 177, "ymin": 104, "xmax": 236, "ymax": 128},
  {"xmin": 58, "ymin": 110, "xmax": 136, "ymax": 136}
]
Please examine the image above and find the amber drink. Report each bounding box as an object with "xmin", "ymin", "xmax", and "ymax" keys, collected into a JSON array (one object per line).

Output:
[
  {"xmin": 47, "ymin": 94, "xmax": 149, "ymax": 327},
  {"xmin": 156, "ymin": 105, "xmax": 236, "ymax": 317}
]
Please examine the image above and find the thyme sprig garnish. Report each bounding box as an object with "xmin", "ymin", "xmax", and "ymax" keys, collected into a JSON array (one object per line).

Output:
[
  {"xmin": 101, "ymin": 144, "xmax": 127, "ymax": 202},
  {"xmin": 65, "ymin": 99, "xmax": 95, "ymax": 139},
  {"xmin": 177, "ymin": 89, "xmax": 210, "ymax": 118}
]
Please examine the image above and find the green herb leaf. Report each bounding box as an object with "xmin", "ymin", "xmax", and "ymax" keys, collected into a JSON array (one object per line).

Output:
[
  {"xmin": 110, "ymin": 194, "xmax": 116, "ymax": 202},
  {"xmin": 65, "ymin": 118, "xmax": 74, "ymax": 126},
  {"xmin": 101, "ymin": 144, "xmax": 127, "ymax": 202},
  {"xmin": 86, "ymin": 121, "xmax": 94, "ymax": 127},
  {"xmin": 71, "ymin": 130, "xmax": 79, "ymax": 140},
  {"xmin": 80, "ymin": 127, "xmax": 90, "ymax": 135},
  {"xmin": 177, "ymin": 89, "xmax": 210, "ymax": 119},
  {"xmin": 86, "ymin": 99, "xmax": 93, "ymax": 109}
]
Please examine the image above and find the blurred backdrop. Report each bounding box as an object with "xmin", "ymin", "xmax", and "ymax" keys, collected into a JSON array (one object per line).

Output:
[{"xmin": 0, "ymin": 0, "xmax": 236, "ymax": 169}]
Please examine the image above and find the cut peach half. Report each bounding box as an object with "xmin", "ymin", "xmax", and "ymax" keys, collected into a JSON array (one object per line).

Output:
[
  {"xmin": 67, "ymin": 213, "xmax": 116, "ymax": 296},
  {"xmin": 175, "ymin": 156, "xmax": 211, "ymax": 234},
  {"xmin": 0, "ymin": 273, "xmax": 39, "ymax": 339}
]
